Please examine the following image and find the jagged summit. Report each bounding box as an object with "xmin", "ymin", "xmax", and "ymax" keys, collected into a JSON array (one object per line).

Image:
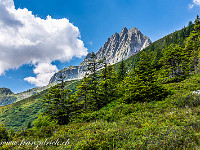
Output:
[
  {"xmin": 49, "ymin": 27, "xmax": 151, "ymax": 84},
  {"xmin": 96, "ymin": 27, "xmax": 151, "ymax": 65}
]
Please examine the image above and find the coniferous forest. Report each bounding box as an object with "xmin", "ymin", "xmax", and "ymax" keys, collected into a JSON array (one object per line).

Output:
[{"xmin": 1, "ymin": 16, "xmax": 200, "ymax": 149}]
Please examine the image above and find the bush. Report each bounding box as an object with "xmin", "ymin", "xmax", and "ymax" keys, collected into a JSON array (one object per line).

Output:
[
  {"xmin": 174, "ymin": 93, "xmax": 200, "ymax": 108},
  {"xmin": 0, "ymin": 124, "xmax": 9, "ymax": 142},
  {"xmin": 31, "ymin": 115, "xmax": 58, "ymax": 138}
]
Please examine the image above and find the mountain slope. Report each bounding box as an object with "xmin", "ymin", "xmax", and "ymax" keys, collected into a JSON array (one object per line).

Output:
[
  {"xmin": 49, "ymin": 27, "xmax": 151, "ymax": 84},
  {"xmin": 0, "ymin": 23, "xmax": 194, "ymax": 131},
  {"xmin": 1, "ymin": 20, "xmax": 199, "ymax": 149},
  {"xmin": 123, "ymin": 23, "xmax": 194, "ymax": 71},
  {"xmin": 0, "ymin": 80, "xmax": 79, "ymax": 130},
  {"xmin": 0, "ymin": 84, "xmax": 54, "ymax": 106},
  {"xmin": 0, "ymin": 88, "xmax": 17, "ymax": 106}
]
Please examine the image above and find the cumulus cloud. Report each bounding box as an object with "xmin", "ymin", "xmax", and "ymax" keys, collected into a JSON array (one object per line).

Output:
[
  {"xmin": 0, "ymin": 0, "xmax": 88, "ymax": 86},
  {"xmin": 189, "ymin": 0, "xmax": 200, "ymax": 9},
  {"xmin": 193, "ymin": 0, "xmax": 200, "ymax": 6},
  {"xmin": 24, "ymin": 63, "xmax": 58, "ymax": 86}
]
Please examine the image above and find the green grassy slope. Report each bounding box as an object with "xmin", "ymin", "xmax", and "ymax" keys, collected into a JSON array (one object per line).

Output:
[
  {"xmin": 3, "ymin": 73, "xmax": 200, "ymax": 149},
  {"xmin": 0, "ymin": 80, "xmax": 80, "ymax": 131},
  {"xmin": 0, "ymin": 84, "xmax": 55, "ymax": 106},
  {"xmin": 0, "ymin": 22, "xmax": 198, "ymax": 149}
]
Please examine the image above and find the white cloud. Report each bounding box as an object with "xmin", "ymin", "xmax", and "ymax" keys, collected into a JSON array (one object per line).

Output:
[
  {"xmin": 193, "ymin": 0, "xmax": 200, "ymax": 6},
  {"xmin": 0, "ymin": 0, "xmax": 88, "ymax": 86},
  {"xmin": 189, "ymin": 4, "xmax": 194, "ymax": 9},
  {"xmin": 24, "ymin": 63, "xmax": 58, "ymax": 86}
]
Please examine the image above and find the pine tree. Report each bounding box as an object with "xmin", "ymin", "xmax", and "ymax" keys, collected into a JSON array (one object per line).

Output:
[
  {"xmin": 42, "ymin": 75, "xmax": 75, "ymax": 125},
  {"xmin": 187, "ymin": 21, "xmax": 194, "ymax": 37},
  {"xmin": 75, "ymin": 74, "xmax": 90, "ymax": 110},
  {"xmin": 123, "ymin": 52, "xmax": 168, "ymax": 103},
  {"xmin": 42, "ymin": 85, "xmax": 73, "ymax": 125},
  {"xmin": 185, "ymin": 15, "xmax": 200, "ymax": 73},
  {"xmin": 117, "ymin": 58, "xmax": 127, "ymax": 81},
  {"xmin": 86, "ymin": 52, "xmax": 100, "ymax": 110},
  {"xmin": 98, "ymin": 58, "xmax": 117, "ymax": 107},
  {"xmin": 160, "ymin": 44, "xmax": 189, "ymax": 81},
  {"xmin": 57, "ymin": 74, "xmax": 66, "ymax": 90}
]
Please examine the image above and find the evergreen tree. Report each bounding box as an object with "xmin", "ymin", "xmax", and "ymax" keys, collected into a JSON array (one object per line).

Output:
[
  {"xmin": 42, "ymin": 75, "xmax": 75, "ymax": 125},
  {"xmin": 117, "ymin": 58, "xmax": 127, "ymax": 81},
  {"xmin": 134, "ymin": 52, "xmax": 156, "ymax": 82},
  {"xmin": 42, "ymin": 85, "xmax": 73, "ymax": 125},
  {"xmin": 123, "ymin": 52, "xmax": 168, "ymax": 103},
  {"xmin": 160, "ymin": 44, "xmax": 189, "ymax": 80},
  {"xmin": 75, "ymin": 73, "xmax": 90, "ymax": 110},
  {"xmin": 57, "ymin": 74, "xmax": 66, "ymax": 90},
  {"xmin": 185, "ymin": 15, "xmax": 200, "ymax": 73},
  {"xmin": 186, "ymin": 21, "xmax": 194, "ymax": 37},
  {"xmin": 98, "ymin": 58, "xmax": 117, "ymax": 107},
  {"xmin": 86, "ymin": 52, "xmax": 100, "ymax": 110}
]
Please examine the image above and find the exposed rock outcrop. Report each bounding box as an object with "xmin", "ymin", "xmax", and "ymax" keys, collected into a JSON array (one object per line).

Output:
[
  {"xmin": 49, "ymin": 27, "xmax": 151, "ymax": 84},
  {"xmin": 49, "ymin": 66, "xmax": 79, "ymax": 84}
]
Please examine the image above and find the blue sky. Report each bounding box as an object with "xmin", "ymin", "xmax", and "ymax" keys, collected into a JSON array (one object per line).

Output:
[{"xmin": 0, "ymin": 0, "xmax": 200, "ymax": 93}]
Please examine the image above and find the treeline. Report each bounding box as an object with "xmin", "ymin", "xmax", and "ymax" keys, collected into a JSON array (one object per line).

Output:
[
  {"xmin": 41, "ymin": 51, "xmax": 166, "ymax": 126},
  {"xmin": 165, "ymin": 21, "xmax": 194, "ymax": 45},
  {"xmin": 161, "ymin": 15, "xmax": 200, "ymax": 81}
]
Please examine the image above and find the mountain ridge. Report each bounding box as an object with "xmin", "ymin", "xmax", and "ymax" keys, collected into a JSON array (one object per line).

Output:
[
  {"xmin": 49, "ymin": 27, "xmax": 151, "ymax": 84},
  {"xmin": 0, "ymin": 84, "xmax": 53, "ymax": 106}
]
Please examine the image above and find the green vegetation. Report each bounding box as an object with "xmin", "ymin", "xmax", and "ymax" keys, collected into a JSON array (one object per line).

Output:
[
  {"xmin": 122, "ymin": 52, "xmax": 168, "ymax": 103},
  {"xmin": 0, "ymin": 88, "xmax": 16, "ymax": 106},
  {"xmin": 0, "ymin": 85, "xmax": 53, "ymax": 106},
  {"xmin": 0, "ymin": 80, "xmax": 79, "ymax": 131},
  {"xmin": 0, "ymin": 17, "xmax": 200, "ymax": 149},
  {"xmin": 1, "ymin": 73, "xmax": 200, "ymax": 149},
  {"xmin": 42, "ymin": 85, "xmax": 74, "ymax": 125}
]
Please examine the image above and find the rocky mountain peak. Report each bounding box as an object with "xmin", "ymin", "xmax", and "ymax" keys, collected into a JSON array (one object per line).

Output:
[
  {"xmin": 49, "ymin": 27, "xmax": 152, "ymax": 84},
  {"xmin": 121, "ymin": 27, "xmax": 128, "ymax": 33},
  {"xmin": 85, "ymin": 52, "xmax": 94, "ymax": 59},
  {"xmin": 95, "ymin": 27, "xmax": 151, "ymax": 65}
]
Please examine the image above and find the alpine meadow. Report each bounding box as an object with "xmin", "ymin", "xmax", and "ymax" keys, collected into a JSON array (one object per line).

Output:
[
  {"xmin": 1, "ymin": 0, "xmax": 200, "ymax": 149},
  {"xmin": 0, "ymin": 16, "xmax": 200, "ymax": 149}
]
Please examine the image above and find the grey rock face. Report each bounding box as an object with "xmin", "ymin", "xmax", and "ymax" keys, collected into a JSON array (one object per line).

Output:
[
  {"xmin": 49, "ymin": 66, "xmax": 79, "ymax": 84},
  {"xmin": 49, "ymin": 27, "xmax": 151, "ymax": 84},
  {"xmin": 96, "ymin": 27, "xmax": 151, "ymax": 65}
]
